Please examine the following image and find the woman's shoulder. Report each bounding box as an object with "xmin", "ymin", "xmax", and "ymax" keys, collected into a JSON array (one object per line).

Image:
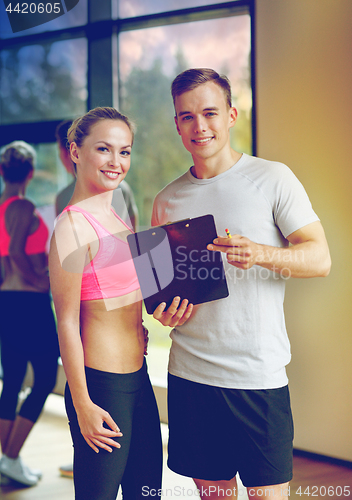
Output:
[
  {"xmin": 54, "ymin": 207, "xmax": 97, "ymax": 251},
  {"xmin": 6, "ymin": 197, "xmax": 35, "ymax": 214}
]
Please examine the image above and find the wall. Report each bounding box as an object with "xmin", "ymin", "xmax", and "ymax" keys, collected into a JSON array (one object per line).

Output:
[{"xmin": 255, "ymin": 0, "xmax": 352, "ymax": 461}]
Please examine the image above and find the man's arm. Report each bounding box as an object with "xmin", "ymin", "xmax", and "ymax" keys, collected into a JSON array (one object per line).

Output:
[{"xmin": 208, "ymin": 221, "xmax": 331, "ymax": 278}]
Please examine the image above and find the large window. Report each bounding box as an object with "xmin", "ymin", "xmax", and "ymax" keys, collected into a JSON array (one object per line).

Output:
[
  {"xmin": 0, "ymin": 0, "xmax": 255, "ymax": 382},
  {"xmin": 119, "ymin": 13, "xmax": 251, "ymax": 227}
]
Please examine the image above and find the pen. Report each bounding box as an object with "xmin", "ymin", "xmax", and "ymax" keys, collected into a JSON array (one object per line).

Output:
[{"xmin": 225, "ymin": 228, "xmax": 232, "ymax": 238}]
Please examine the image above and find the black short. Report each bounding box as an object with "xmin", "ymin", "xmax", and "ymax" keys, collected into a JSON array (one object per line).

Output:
[{"xmin": 167, "ymin": 374, "xmax": 294, "ymax": 488}]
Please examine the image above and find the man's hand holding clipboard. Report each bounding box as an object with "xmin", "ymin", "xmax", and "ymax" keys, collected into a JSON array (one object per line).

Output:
[{"xmin": 152, "ymin": 296, "xmax": 193, "ymax": 327}]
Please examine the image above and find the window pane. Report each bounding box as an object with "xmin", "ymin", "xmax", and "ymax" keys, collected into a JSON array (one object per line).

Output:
[
  {"xmin": 0, "ymin": 0, "xmax": 88, "ymax": 39},
  {"xmin": 0, "ymin": 38, "xmax": 87, "ymax": 124},
  {"xmin": 117, "ymin": 0, "xmax": 241, "ymax": 18},
  {"xmin": 119, "ymin": 14, "xmax": 252, "ymax": 228}
]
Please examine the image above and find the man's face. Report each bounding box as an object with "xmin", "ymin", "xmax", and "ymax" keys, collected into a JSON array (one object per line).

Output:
[{"xmin": 174, "ymin": 81, "xmax": 237, "ymax": 163}]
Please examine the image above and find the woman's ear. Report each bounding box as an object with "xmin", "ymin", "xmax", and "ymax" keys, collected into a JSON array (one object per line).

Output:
[{"xmin": 70, "ymin": 142, "xmax": 80, "ymax": 165}]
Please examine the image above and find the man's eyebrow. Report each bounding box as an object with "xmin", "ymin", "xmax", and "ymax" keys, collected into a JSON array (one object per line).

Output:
[{"xmin": 177, "ymin": 107, "xmax": 219, "ymax": 117}]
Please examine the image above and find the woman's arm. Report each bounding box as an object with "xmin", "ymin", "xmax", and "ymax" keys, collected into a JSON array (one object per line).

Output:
[{"xmin": 49, "ymin": 214, "xmax": 122, "ymax": 453}]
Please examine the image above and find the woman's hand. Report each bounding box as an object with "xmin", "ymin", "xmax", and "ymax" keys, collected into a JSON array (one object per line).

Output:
[
  {"xmin": 76, "ymin": 402, "xmax": 123, "ymax": 454},
  {"xmin": 153, "ymin": 296, "xmax": 193, "ymax": 327}
]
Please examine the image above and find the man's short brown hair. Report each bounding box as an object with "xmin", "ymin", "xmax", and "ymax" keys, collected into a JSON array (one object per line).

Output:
[{"xmin": 171, "ymin": 68, "xmax": 232, "ymax": 109}]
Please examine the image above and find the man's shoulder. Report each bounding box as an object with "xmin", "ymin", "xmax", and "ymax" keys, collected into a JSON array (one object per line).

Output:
[
  {"xmin": 55, "ymin": 180, "xmax": 76, "ymax": 215},
  {"xmin": 154, "ymin": 170, "xmax": 190, "ymax": 202},
  {"xmin": 240, "ymin": 153, "xmax": 288, "ymax": 172},
  {"xmin": 56, "ymin": 180, "xmax": 75, "ymax": 201},
  {"xmin": 118, "ymin": 179, "xmax": 131, "ymax": 195},
  {"xmin": 237, "ymin": 153, "xmax": 297, "ymax": 184}
]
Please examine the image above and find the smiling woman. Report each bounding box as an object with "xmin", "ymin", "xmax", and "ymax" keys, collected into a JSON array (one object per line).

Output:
[
  {"xmin": 68, "ymin": 114, "xmax": 133, "ymax": 196},
  {"xmin": 48, "ymin": 106, "xmax": 162, "ymax": 500}
]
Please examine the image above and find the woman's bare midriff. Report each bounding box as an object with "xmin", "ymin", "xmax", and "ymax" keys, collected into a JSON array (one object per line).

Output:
[{"xmin": 80, "ymin": 291, "xmax": 145, "ymax": 374}]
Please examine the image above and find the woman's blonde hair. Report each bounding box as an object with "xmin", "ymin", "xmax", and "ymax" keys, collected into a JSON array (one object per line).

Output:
[{"xmin": 68, "ymin": 107, "xmax": 135, "ymax": 149}]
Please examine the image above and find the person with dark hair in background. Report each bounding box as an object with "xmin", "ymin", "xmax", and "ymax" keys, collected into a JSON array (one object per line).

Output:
[
  {"xmin": 152, "ymin": 68, "xmax": 331, "ymax": 500},
  {"xmin": 55, "ymin": 120, "xmax": 139, "ymax": 231},
  {"xmin": 0, "ymin": 141, "xmax": 59, "ymax": 487},
  {"xmin": 55, "ymin": 120, "xmax": 77, "ymax": 217}
]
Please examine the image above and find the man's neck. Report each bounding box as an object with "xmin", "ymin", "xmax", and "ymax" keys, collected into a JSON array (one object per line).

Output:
[{"xmin": 191, "ymin": 148, "xmax": 242, "ymax": 180}]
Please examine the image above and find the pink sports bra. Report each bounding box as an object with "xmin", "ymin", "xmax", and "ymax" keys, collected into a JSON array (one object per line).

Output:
[
  {"xmin": 0, "ymin": 196, "xmax": 49, "ymax": 257},
  {"xmin": 61, "ymin": 205, "xmax": 139, "ymax": 301}
]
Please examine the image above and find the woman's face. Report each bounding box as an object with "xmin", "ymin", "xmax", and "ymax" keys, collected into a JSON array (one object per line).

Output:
[{"xmin": 70, "ymin": 119, "xmax": 132, "ymax": 193}]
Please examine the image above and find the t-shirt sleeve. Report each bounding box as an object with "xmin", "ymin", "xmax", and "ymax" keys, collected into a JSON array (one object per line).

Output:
[
  {"xmin": 272, "ymin": 163, "xmax": 319, "ymax": 238},
  {"xmin": 151, "ymin": 197, "xmax": 160, "ymax": 227}
]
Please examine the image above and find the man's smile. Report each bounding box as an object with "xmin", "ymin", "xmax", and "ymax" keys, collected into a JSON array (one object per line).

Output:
[{"xmin": 191, "ymin": 137, "xmax": 214, "ymax": 145}]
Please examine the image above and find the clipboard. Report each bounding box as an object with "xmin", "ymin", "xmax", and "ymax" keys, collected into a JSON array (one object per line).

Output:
[{"xmin": 127, "ymin": 214, "xmax": 229, "ymax": 314}]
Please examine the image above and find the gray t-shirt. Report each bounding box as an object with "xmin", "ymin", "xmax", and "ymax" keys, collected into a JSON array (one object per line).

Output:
[{"xmin": 152, "ymin": 153, "xmax": 319, "ymax": 389}]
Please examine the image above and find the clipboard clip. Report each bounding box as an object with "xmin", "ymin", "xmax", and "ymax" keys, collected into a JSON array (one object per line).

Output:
[{"xmin": 151, "ymin": 218, "xmax": 191, "ymax": 235}]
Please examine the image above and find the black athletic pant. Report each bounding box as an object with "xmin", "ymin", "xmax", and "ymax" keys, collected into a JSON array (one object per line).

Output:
[
  {"xmin": 0, "ymin": 291, "xmax": 59, "ymax": 422},
  {"xmin": 65, "ymin": 359, "xmax": 163, "ymax": 500}
]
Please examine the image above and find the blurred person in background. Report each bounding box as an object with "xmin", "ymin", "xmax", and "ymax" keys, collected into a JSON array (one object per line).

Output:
[
  {"xmin": 55, "ymin": 120, "xmax": 77, "ymax": 217},
  {"xmin": 0, "ymin": 141, "xmax": 60, "ymax": 487}
]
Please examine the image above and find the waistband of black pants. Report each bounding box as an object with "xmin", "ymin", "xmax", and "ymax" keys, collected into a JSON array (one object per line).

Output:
[{"xmin": 84, "ymin": 357, "xmax": 148, "ymax": 393}]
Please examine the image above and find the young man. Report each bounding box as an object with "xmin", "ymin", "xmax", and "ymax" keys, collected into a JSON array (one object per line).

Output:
[{"xmin": 151, "ymin": 69, "xmax": 331, "ymax": 500}]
